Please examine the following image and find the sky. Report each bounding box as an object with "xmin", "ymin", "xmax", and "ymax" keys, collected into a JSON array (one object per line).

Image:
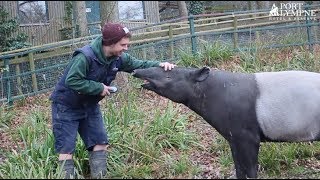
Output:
[{"xmin": 118, "ymin": 1, "xmax": 144, "ymax": 20}]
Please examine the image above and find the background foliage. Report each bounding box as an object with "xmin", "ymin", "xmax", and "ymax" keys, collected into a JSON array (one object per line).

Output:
[{"xmin": 0, "ymin": 6, "xmax": 30, "ymax": 52}]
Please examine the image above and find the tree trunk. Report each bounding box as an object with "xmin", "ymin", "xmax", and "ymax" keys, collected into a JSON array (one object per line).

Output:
[
  {"xmin": 143, "ymin": 1, "xmax": 160, "ymax": 24},
  {"xmin": 75, "ymin": 1, "xmax": 88, "ymax": 37},
  {"xmin": 177, "ymin": 1, "xmax": 188, "ymax": 18},
  {"xmin": 100, "ymin": 1, "xmax": 119, "ymax": 26},
  {"xmin": 143, "ymin": 1, "xmax": 160, "ymax": 32}
]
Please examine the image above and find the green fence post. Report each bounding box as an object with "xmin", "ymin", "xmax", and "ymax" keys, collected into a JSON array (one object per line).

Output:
[
  {"xmin": 305, "ymin": 5, "xmax": 313, "ymax": 52},
  {"xmin": 15, "ymin": 59, "xmax": 23, "ymax": 96},
  {"xmin": 4, "ymin": 58, "xmax": 12, "ymax": 106},
  {"xmin": 188, "ymin": 14, "xmax": 197, "ymax": 56}
]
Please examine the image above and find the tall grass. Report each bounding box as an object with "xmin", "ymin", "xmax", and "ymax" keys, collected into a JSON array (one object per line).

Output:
[
  {"xmin": 103, "ymin": 89, "xmax": 200, "ymax": 178},
  {"xmin": 0, "ymin": 87, "xmax": 201, "ymax": 179},
  {"xmin": 0, "ymin": 105, "xmax": 14, "ymax": 130},
  {"xmin": 176, "ymin": 40, "xmax": 234, "ymax": 68},
  {"xmin": 236, "ymin": 46, "xmax": 319, "ymax": 73},
  {"xmin": 0, "ymin": 106, "xmax": 64, "ymax": 179}
]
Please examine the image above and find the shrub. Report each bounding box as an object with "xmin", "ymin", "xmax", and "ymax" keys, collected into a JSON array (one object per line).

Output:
[{"xmin": 0, "ymin": 6, "xmax": 31, "ymax": 52}]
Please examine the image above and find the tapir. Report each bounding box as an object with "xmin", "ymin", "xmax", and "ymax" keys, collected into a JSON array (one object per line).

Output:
[{"xmin": 132, "ymin": 66, "xmax": 320, "ymax": 179}]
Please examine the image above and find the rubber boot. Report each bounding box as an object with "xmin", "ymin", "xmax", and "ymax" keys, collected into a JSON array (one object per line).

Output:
[
  {"xmin": 89, "ymin": 150, "xmax": 107, "ymax": 179},
  {"xmin": 59, "ymin": 159, "xmax": 76, "ymax": 179}
]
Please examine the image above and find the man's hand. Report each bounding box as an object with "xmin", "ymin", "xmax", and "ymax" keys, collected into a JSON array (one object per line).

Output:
[
  {"xmin": 159, "ymin": 62, "xmax": 176, "ymax": 71},
  {"xmin": 100, "ymin": 84, "xmax": 114, "ymax": 96}
]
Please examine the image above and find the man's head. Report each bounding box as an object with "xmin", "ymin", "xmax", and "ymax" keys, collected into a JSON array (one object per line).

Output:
[{"xmin": 102, "ymin": 22, "xmax": 132, "ymax": 57}]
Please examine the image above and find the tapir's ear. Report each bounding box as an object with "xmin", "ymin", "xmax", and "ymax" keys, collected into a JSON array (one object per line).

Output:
[{"xmin": 194, "ymin": 67, "xmax": 210, "ymax": 82}]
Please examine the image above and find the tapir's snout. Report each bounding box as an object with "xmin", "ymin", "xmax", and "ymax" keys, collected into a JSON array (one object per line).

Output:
[
  {"xmin": 132, "ymin": 69, "xmax": 140, "ymax": 78},
  {"xmin": 132, "ymin": 67, "xmax": 165, "ymax": 79},
  {"xmin": 132, "ymin": 68, "xmax": 152, "ymax": 79},
  {"xmin": 132, "ymin": 69, "xmax": 137, "ymax": 76},
  {"xmin": 132, "ymin": 69, "xmax": 148, "ymax": 82}
]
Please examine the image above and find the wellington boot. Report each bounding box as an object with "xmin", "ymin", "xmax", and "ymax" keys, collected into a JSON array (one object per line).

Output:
[
  {"xmin": 89, "ymin": 150, "xmax": 107, "ymax": 179},
  {"xmin": 59, "ymin": 159, "xmax": 76, "ymax": 179}
]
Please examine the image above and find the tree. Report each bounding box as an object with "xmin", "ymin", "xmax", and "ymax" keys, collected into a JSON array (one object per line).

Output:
[
  {"xmin": 119, "ymin": 1, "xmax": 144, "ymax": 20},
  {"xmin": 177, "ymin": 1, "xmax": 188, "ymax": 18},
  {"xmin": 187, "ymin": 1, "xmax": 204, "ymax": 15},
  {"xmin": 0, "ymin": 6, "xmax": 30, "ymax": 52},
  {"xmin": 100, "ymin": 1, "xmax": 119, "ymax": 26},
  {"xmin": 144, "ymin": 1, "xmax": 160, "ymax": 24},
  {"xmin": 75, "ymin": 1, "xmax": 88, "ymax": 37},
  {"xmin": 18, "ymin": 1, "xmax": 48, "ymax": 24}
]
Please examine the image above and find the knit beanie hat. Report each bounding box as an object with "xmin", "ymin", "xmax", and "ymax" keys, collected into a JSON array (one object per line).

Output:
[{"xmin": 102, "ymin": 23, "xmax": 131, "ymax": 46}]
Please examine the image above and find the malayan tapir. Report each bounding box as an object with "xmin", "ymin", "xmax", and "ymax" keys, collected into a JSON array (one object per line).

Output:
[{"xmin": 132, "ymin": 66, "xmax": 320, "ymax": 179}]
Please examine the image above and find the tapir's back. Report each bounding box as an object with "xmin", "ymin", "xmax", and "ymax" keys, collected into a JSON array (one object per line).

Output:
[{"xmin": 254, "ymin": 70, "xmax": 320, "ymax": 142}]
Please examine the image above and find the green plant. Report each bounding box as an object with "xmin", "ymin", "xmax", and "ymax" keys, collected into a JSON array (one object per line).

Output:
[
  {"xmin": 187, "ymin": 1, "xmax": 205, "ymax": 15},
  {"xmin": 63, "ymin": 1, "xmax": 73, "ymax": 26},
  {"xmin": 258, "ymin": 142, "xmax": 320, "ymax": 177},
  {"xmin": 59, "ymin": 1, "xmax": 73, "ymax": 40},
  {"xmin": 201, "ymin": 41, "xmax": 233, "ymax": 67},
  {"xmin": 176, "ymin": 49, "xmax": 202, "ymax": 68},
  {"xmin": 176, "ymin": 40, "xmax": 233, "ymax": 68},
  {"xmin": 210, "ymin": 134, "xmax": 233, "ymax": 174},
  {"xmin": 0, "ymin": 106, "xmax": 14, "ymax": 130},
  {"xmin": 0, "ymin": 6, "xmax": 31, "ymax": 52}
]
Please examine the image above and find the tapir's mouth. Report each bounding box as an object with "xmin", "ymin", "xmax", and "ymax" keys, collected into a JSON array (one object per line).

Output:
[
  {"xmin": 132, "ymin": 70, "xmax": 156, "ymax": 91},
  {"xmin": 141, "ymin": 78, "xmax": 156, "ymax": 90}
]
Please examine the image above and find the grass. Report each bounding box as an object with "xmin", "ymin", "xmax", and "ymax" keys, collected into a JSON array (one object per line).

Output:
[
  {"xmin": 0, "ymin": 90, "xmax": 201, "ymax": 179},
  {"xmin": 0, "ymin": 43, "xmax": 320, "ymax": 178},
  {"xmin": 103, "ymin": 92, "xmax": 200, "ymax": 178},
  {"xmin": 211, "ymin": 133, "xmax": 320, "ymax": 178},
  {"xmin": 176, "ymin": 40, "xmax": 234, "ymax": 68},
  {"xmin": 0, "ymin": 105, "xmax": 14, "ymax": 130}
]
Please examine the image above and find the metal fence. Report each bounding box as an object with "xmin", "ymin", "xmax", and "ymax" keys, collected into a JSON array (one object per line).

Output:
[{"xmin": 1, "ymin": 3, "xmax": 320, "ymax": 105}]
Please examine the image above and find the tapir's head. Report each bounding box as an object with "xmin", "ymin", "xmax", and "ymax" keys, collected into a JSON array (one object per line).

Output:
[{"xmin": 132, "ymin": 66, "xmax": 210, "ymax": 103}]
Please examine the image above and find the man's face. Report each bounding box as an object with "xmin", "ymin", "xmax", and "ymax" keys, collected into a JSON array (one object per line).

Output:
[{"xmin": 108, "ymin": 37, "xmax": 130, "ymax": 57}]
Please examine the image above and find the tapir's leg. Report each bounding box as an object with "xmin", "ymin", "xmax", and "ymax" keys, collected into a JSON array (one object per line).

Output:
[{"xmin": 229, "ymin": 134, "xmax": 260, "ymax": 179}]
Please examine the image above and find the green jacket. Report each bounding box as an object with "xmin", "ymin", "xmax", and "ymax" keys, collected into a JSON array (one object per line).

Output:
[{"xmin": 65, "ymin": 36, "xmax": 160, "ymax": 95}]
